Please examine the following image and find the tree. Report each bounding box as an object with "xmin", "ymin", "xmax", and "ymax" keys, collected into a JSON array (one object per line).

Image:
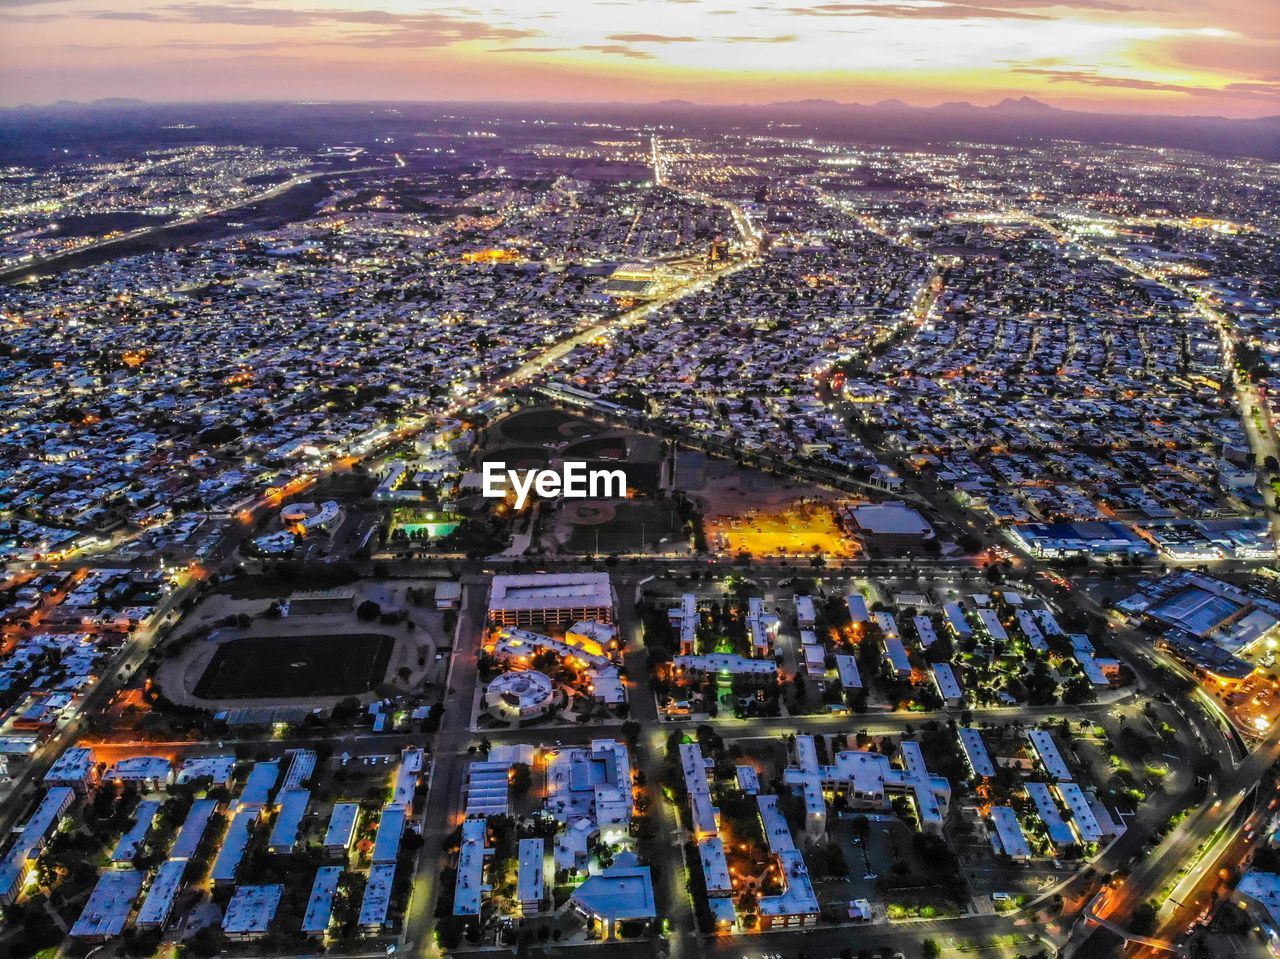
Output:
[
  {"xmin": 511, "ymin": 762, "xmax": 532, "ymax": 796},
  {"xmin": 356, "ymin": 599, "xmax": 381, "ymax": 621},
  {"xmin": 622, "ymin": 720, "xmax": 641, "ymax": 747},
  {"xmin": 922, "ymin": 939, "xmax": 941, "ymax": 959}
]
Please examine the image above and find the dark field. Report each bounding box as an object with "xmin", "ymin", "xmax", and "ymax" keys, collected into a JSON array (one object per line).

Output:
[{"xmin": 194, "ymin": 632, "xmax": 394, "ymax": 699}]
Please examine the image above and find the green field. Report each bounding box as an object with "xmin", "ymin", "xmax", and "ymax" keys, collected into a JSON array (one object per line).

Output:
[{"xmin": 194, "ymin": 633, "xmax": 394, "ymax": 699}]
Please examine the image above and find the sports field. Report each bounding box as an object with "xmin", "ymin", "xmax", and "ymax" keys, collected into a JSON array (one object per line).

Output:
[
  {"xmin": 705, "ymin": 502, "xmax": 859, "ymax": 558},
  {"xmin": 193, "ymin": 632, "xmax": 395, "ymax": 699}
]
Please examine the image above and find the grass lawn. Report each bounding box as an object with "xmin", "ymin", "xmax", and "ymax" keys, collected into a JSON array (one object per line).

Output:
[
  {"xmin": 194, "ymin": 632, "xmax": 395, "ymax": 699},
  {"xmin": 565, "ymin": 500, "xmax": 680, "ymax": 553}
]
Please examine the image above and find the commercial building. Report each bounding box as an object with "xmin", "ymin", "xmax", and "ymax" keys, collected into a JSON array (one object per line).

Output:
[
  {"xmin": 568, "ymin": 855, "xmax": 656, "ymax": 940},
  {"xmin": 488, "ymin": 573, "xmax": 615, "ymax": 628},
  {"xmin": 484, "ymin": 670, "xmax": 558, "ymax": 722}
]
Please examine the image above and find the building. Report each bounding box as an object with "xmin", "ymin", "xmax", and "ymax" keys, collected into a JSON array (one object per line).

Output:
[
  {"xmin": 782, "ymin": 735, "xmax": 951, "ymax": 835},
  {"xmin": 236, "ymin": 760, "xmax": 280, "ymax": 811},
  {"xmin": 679, "ymin": 742, "xmax": 721, "ymax": 840},
  {"xmin": 280, "ymin": 749, "xmax": 317, "ymax": 791},
  {"xmin": 464, "ymin": 744, "xmax": 536, "ymax": 818},
  {"xmin": 795, "ymin": 596, "xmax": 816, "ymax": 629},
  {"xmin": 850, "ymin": 502, "xmax": 934, "ymax": 546},
  {"xmin": 69, "ymin": 869, "xmax": 144, "ymax": 939},
  {"xmin": 488, "ymin": 573, "xmax": 615, "ymax": 628},
  {"xmin": 931, "ymin": 662, "xmax": 963, "ymax": 705},
  {"xmin": 846, "ymin": 593, "xmax": 870, "ymax": 624},
  {"xmin": 177, "ymin": 754, "xmax": 236, "ymax": 786},
  {"xmin": 569, "ymin": 855, "xmax": 656, "ymax": 940},
  {"xmin": 484, "ymin": 670, "xmax": 558, "ymax": 722},
  {"xmin": 211, "ymin": 807, "xmax": 257, "ymax": 885},
  {"xmin": 989, "ymin": 807, "xmax": 1031, "ymax": 862},
  {"xmin": 672, "ymin": 653, "xmax": 776, "ymax": 685},
  {"xmin": 0, "ymin": 787, "xmax": 76, "ymax": 906},
  {"xmin": 359, "ymin": 862, "xmax": 396, "ymax": 931},
  {"xmin": 222, "ymin": 884, "xmax": 283, "ymax": 940},
  {"xmin": 454, "ymin": 818, "xmax": 493, "ymax": 917},
  {"xmin": 103, "ymin": 755, "xmax": 173, "ymax": 789},
  {"xmin": 755, "ymin": 796, "xmax": 819, "ymax": 929},
  {"xmin": 834, "ymin": 654, "xmax": 862, "ymax": 691},
  {"xmin": 267, "ymin": 789, "xmax": 310, "ymax": 854},
  {"xmin": 1026, "ymin": 782, "xmax": 1075, "ymax": 850},
  {"xmin": 170, "ymin": 798, "xmax": 218, "ymax": 861},
  {"xmin": 490, "ymin": 626, "xmax": 625, "ymax": 706},
  {"xmin": 883, "ymin": 637, "xmax": 911, "ymax": 678},
  {"xmin": 1027, "ymin": 728, "xmax": 1072, "ymax": 782},
  {"xmin": 516, "ymin": 838, "xmax": 547, "ymax": 918},
  {"xmin": 670, "ymin": 594, "xmax": 699, "ymax": 655},
  {"xmin": 324, "ymin": 803, "xmax": 360, "ymax": 859},
  {"xmin": 110, "ymin": 798, "xmax": 161, "ymax": 865},
  {"xmin": 391, "ymin": 747, "xmax": 425, "ymax": 810},
  {"xmin": 301, "ymin": 865, "xmax": 342, "ymax": 938},
  {"xmin": 1236, "ymin": 871, "xmax": 1280, "ymax": 956},
  {"xmin": 372, "ymin": 805, "xmax": 406, "ymax": 864},
  {"xmin": 1056, "ymin": 782, "xmax": 1105, "ymax": 843},
  {"xmin": 546, "ymin": 740, "xmax": 634, "ymax": 872},
  {"xmin": 958, "ymin": 728, "xmax": 996, "ymax": 780},
  {"xmin": 44, "ymin": 746, "xmax": 97, "ymax": 794},
  {"xmin": 135, "ymin": 859, "xmax": 186, "ymax": 929}
]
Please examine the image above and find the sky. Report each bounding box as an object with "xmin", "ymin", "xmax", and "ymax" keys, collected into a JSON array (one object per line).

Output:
[{"xmin": 1, "ymin": 0, "xmax": 1278, "ymax": 117}]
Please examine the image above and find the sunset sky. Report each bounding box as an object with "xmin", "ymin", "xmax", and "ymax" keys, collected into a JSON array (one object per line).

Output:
[{"xmin": 1, "ymin": 0, "xmax": 1277, "ymax": 117}]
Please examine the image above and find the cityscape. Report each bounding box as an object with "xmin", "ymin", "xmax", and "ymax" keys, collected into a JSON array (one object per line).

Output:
[{"xmin": 2, "ymin": 3, "xmax": 1280, "ymax": 959}]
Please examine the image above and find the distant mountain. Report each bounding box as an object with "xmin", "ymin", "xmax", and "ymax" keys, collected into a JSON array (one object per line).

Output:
[
  {"xmin": 873, "ymin": 98, "xmax": 910, "ymax": 110},
  {"xmin": 990, "ymin": 96, "xmax": 1058, "ymax": 113},
  {"xmin": 763, "ymin": 98, "xmax": 846, "ymax": 110}
]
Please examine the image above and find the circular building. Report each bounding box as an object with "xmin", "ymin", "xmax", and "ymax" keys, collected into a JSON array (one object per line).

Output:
[{"xmin": 484, "ymin": 670, "xmax": 558, "ymax": 722}]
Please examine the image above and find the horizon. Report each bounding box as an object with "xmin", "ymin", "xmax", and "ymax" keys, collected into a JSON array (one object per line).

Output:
[
  {"xmin": 2, "ymin": 0, "xmax": 1278, "ymax": 119},
  {"xmin": 6, "ymin": 92, "xmax": 1278, "ymax": 123}
]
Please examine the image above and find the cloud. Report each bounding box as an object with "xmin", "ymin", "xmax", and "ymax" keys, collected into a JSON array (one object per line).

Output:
[
  {"xmin": 1014, "ymin": 67, "xmax": 1280, "ymax": 100},
  {"xmin": 722, "ymin": 33, "xmax": 800, "ymax": 42},
  {"xmin": 605, "ymin": 32, "xmax": 700, "ymax": 42},
  {"xmin": 12, "ymin": 3, "xmax": 539, "ymax": 48},
  {"xmin": 581, "ymin": 43, "xmax": 657, "ymax": 59},
  {"xmin": 780, "ymin": 0, "xmax": 1145, "ymax": 20},
  {"xmin": 490, "ymin": 42, "xmax": 657, "ymax": 60},
  {"xmin": 784, "ymin": 3, "xmax": 1050, "ymax": 20}
]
